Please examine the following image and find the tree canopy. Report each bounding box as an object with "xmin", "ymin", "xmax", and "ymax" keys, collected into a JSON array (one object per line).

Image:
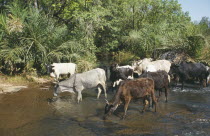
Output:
[{"xmin": 0, "ymin": 0, "xmax": 209, "ymax": 75}]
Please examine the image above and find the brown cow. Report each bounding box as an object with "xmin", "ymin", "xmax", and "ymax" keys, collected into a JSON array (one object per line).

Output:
[{"xmin": 104, "ymin": 78, "xmax": 157, "ymax": 120}]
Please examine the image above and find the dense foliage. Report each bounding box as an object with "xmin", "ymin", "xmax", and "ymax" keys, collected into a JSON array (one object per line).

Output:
[{"xmin": 0, "ymin": 0, "xmax": 209, "ymax": 75}]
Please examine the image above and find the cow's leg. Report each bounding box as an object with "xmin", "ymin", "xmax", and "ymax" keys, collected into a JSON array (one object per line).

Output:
[
  {"xmin": 148, "ymin": 96, "xmax": 151, "ymax": 108},
  {"xmin": 144, "ymin": 95, "xmax": 151, "ymax": 108},
  {"xmin": 102, "ymin": 83, "xmax": 107, "ymax": 98},
  {"xmin": 122, "ymin": 97, "xmax": 131, "ymax": 119},
  {"xmin": 165, "ymin": 87, "xmax": 168, "ymax": 102},
  {"xmin": 54, "ymin": 73, "xmax": 59, "ymax": 83},
  {"xmin": 110, "ymin": 82, "xmax": 115, "ymax": 92},
  {"xmin": 151, "ymin": 92, "xmax": 157, "ymax": 112},
  {"xmin": 80, "ymin": 93, "xmax": 83, "ymax": 101},
  {"xmin": 145, "ymin": 95, "xmax": 151, "ymax": 108},
  {"xmin": 97, "ymin": 83, "xmax": 107, "ymax": 99},
  {"xmin": 67, "ymin": 72, "xmax": 71, "ymax": 78},
  {"xmin": 77, "ymin": 91, "xmax": 82, "ymax": 103},
  {"xmin": 174, "ymin": 75, "xmax": 179, "ymax": 86},
  {"xmin": 97, "ymin": 86, "xmax": 102, "ymax": 99},
  {"xmin": 142, "ymin": 96, "xmax": 150, "ymax": 112},
  {"xmin": 181, "ymin": 80, "xmax": 184, "ymax": 90},
  {"xmin": 159, "ymin": 89, "xmax": 162, "ymax": 97},
  {"xmin": 200, "ymin": 76, "xmax": 206, "ymax": 88}
]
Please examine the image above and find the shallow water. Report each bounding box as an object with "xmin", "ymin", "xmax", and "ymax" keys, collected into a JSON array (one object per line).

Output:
[{"xmin": 0, "ymin": 83, "xmax": 210, "ymax": 136}]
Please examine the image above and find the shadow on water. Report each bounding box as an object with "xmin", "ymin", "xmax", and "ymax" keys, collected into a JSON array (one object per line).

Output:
[{"xmin": 0, "ymin": 83, "xmax": 210, "ymax": 136}]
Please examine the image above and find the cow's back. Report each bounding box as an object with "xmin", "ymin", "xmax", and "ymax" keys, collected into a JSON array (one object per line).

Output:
[
  {"xmin": 139, "ymin": 71, "xmax": 168, "ymax": 89},
  {"xmin": 76, "ymin": 68, "xmax": 106, "ymax": 88},
  {"xmin": 118, "ymin": 67, "xmax": 133, "ymax": 77},
  {"xmin": 152, "ymin": 60, "xmax": 171, "ymax": 73},
  {"xmin": 52, "ymin": 63, "xmax": 76, "ymax": 74},
  {"xmin": 120, "ymin": 78, "xmax": 154, "ymax": 98},
  {"xmin": 139, "ymin": 59, "xmax": 171, "ymax": 74},
  {"xmin": 179, "ymin": 62, "xmax": 207, "ymax": 78}
]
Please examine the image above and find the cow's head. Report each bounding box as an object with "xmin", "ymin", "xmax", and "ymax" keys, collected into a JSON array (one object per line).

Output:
[
  {"xmin": 54, "ymin": 83, "xmax": 75, "ymax": 97},
  {"xmin": 104, "ymin": 100, "xmax": 113, "ymax": 113},
  {"xmin": 110, "ymin": 63, "xmax": 118, "ymax": 72},
  {"xmin": 132, "ymin": 60, "xmax": 142, "ymax": 67},
  {"xmin": 169, "ymin": 63, "xmax": 179, "ymax": 74},
  {"xmin": 45, "ymin": 64, "xmax": 55, "ymax": 73},
  {"xmin": 169, "ymin": 63, "xmax": 181, "ymax": 81},
  {"xmin": 103, "ymin": 99, "xmax": 119, "ymax": 120},
  {"xmin": 131, "ymin": 60, "xmax": 144, "ymax": 75}
]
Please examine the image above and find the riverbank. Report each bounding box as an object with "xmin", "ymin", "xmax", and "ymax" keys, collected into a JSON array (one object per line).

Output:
[{"xmin": 0, "ymin": 74, "xmax": 52, "ymax": 94}]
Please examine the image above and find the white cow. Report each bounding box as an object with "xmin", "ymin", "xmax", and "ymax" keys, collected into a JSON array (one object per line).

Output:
[
  {"xmin": 47, "ymin": 63, "xmax": 77, "ymax": 82},
  {"xmin": 145, "ymin": 64, "xmax": 157, "ymax": 72},
  {"xmin": 132, "ymin": 58, "xmax": 171, "ymax": 75},
  {"xmin": 54, "ymin": 68, "xmax": 107, "ymax": 103}
]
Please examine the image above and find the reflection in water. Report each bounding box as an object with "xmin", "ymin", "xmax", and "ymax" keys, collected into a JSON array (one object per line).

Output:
[{"xmin": 0, "ymin": 84, "xmax": 210, "ymax": 136}]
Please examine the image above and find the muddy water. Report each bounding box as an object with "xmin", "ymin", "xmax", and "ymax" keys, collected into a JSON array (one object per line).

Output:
[{"xmin": 0, "ymin": 83, "xmax": 210, "ymax": 136}]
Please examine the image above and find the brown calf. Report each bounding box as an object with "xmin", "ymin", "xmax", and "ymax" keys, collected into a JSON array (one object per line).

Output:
[{"xmin": 104, "ymin": 78, "xmax": 157, "ymax": 120}]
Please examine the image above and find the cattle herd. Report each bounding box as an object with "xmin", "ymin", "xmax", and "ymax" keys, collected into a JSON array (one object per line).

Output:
[{"xmin": 47, "ymin": 58, "xmax": 210, "ymax": 120}]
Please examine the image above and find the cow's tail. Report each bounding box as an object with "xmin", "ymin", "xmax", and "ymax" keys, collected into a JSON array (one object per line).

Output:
[
  {"xmin": 99, "ymin": 69, "xmax": 107, "ymax": 98},
  {"xmin": 104, "ymin": 69, "xmax": 107, "ymax": 83},
  {"xmin": 168, "ymin": 75, "xmax": 171, "ymax": 83}
]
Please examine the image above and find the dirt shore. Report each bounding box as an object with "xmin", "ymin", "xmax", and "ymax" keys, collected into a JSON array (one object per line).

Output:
[
  {"xmin": 0, "ymin": 75, "xmax": 52, "ymax": 94},
  {"xmin": 0, "ymin": 84, "xmax": 27, "ymax": 94}
]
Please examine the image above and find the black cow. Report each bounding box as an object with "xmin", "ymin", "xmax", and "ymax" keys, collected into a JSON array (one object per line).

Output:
[
  {"xmin": 138, "ymin": 71, "xmax": 170, "ymax": 102},
  {"xmin": 169, "ymin": 61, "xmax": 208, "ymax": 90},
  {"xmin": 109, "ymin": 64, "xmax": 133, "ymax": 91}
]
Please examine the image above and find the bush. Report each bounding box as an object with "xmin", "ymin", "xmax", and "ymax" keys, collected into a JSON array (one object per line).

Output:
[
  {"xmin": 187, "ymin": 35, "xmax": 206, "ymax": 58},
  {"xmin": 112, "ymin": 51, "xmax": 139, "ymax": 65}
]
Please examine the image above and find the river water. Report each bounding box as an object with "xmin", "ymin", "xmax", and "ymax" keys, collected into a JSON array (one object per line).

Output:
[{"xmin": 0, "ymin": 83, "xmax": 210, "ymax": 136}]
